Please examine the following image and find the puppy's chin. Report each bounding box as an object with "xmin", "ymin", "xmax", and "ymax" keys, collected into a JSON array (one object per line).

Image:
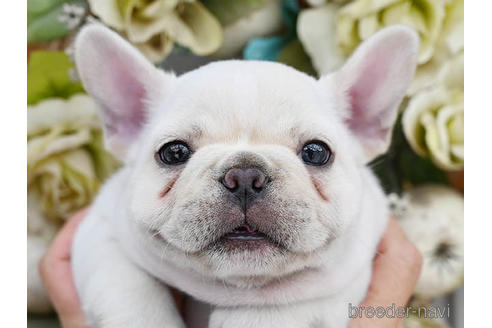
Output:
[
  {"xmin": 198, "ymin": 229, "xmax": 316, "ymax": 284},
  {"xmin": 152, "ymin": 226, "xmax": 298, "ymax": 286},
  {"xmin": 201, "ymin": 238, "xmax": 292, "ymax": 283}
]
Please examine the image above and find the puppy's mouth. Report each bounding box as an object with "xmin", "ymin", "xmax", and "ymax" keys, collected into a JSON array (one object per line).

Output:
[
  {"xmin": 212, "ymin": 222, "xmax": 285, "ymax": 253},
  {"xmin": 223, "ymin": 223, "xmax": 268, "ymax": 241}
]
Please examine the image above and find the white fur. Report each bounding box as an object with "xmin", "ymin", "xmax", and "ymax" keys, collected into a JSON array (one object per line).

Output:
[{"xmin": 72, "ymin": 24, "xmax": 418, "ymax": 327}]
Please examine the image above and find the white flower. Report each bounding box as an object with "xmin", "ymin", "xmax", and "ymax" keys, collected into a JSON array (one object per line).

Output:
[
  {"xmin": 388, "ymin": 192, "xmax": 410, "ymax": 218},
  {"xmin": 297, "ymin": 3, "xmax": 346, "ymax": 74},
  {"xmin": 403, "ymin": 53, "xmax": 463, "ymax": 171},
  {"xmin": 397, "ymin": 185, "xmax": 463, "ymax": 300},
  {"xmin": 28, "ymin": 94, "xmax": 119, "ymax": 223},
  {"xmin": 336, "ymin": 0, "xmax": 447, "ymax": 65},
  {"xmin": 297, "ymin": 0, "xmax": 463, "ymax": 96},
  {"xmin": 89, "ymin": 0, "xmax": 222, "ymax": 62},
  {"xmin": 57, "ymin": 3, "xmax": 86, "ymax": 30},
  {"xmin": 408, "ymin": 0, "xmax": 463, "ymax": 95}
]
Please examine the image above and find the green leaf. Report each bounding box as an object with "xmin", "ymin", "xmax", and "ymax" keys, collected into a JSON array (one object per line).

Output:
[
  {"xmin": 27, "ymin": 0, "xmax": 65, "ymax": 24},
  {"xmin": 399, "ymin": 144, "xmax": 449, "ymax": 186},
  {"xmin": 370, "ymin": 114, "xmax": 449, "ymax": 195},
  {"xmin": 201, "ymin": 0, "xmax": 267, "ymax": 26},
  {"xmin": 27, "ymin": 51, "xmax": 85, "ymax": 105},
  {"xmin": 28, "ymin": 4, "xmax": 70, "ymax": 43},
  {"xmin": 85, "ymin": 131, "xmax": 121, "ymax": 181},
  {"xmin": 27, "ymin": 0, "xmax": 87, "ymax": 43},
  {"xmin": 277, "ymin": 39, "xmax": 317, "ymax": 77}
]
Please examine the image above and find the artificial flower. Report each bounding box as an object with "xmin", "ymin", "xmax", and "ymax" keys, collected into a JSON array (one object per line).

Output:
[
  {"xmin": 57, "ymin": 2, "xmax": 86, "ymax": 29},
  {"xmin": 28, "ymin": 94, "xmax": 119, "ymax": 223},
  {"xmin": 89, "ymin": 0, "xmax": 223, "ymax": 62},
  {"xmin": 408, "ymin": 0, "xmax": 463, "ymax": 94},
  {"xmin": 336, "ymin": 0, "xmax": 446, "ymax": 65},
  {"xmin": 297, "ymin": 3, "xmax": 346, "ymax": 75},
  {"xmin": 298, "ymin": 0, "xmax": 463, "ymax": 85},
  {"xmin": 397, "ymin": 185, "xmax": 464, "ymax": 300},
  {"xmin": 387, "ymin": 192, "xmax": 410, "ymax": 218},
  {"xmin": 204, "ymin": 0, "xmax": 283, "ymax": 57},
  {"xmin": 403, "ymin": 53, "xmax": 463, "ymax": 171}
]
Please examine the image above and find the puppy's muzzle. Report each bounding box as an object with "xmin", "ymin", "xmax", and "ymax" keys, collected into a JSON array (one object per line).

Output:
[{"xmin": 221, "ymin": 168, "xmax": 268, "ymax": 212}]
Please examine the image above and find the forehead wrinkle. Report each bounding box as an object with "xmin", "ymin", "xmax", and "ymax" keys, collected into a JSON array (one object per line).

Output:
[{"xmin": 199, "ymin": 99, "xmax": 317, "ymax": 149}]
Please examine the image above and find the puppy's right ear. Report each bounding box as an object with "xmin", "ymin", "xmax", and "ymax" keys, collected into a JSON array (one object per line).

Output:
[
  {"xmin": 75, "ymin": 25, "xmax": 174, "ymax": 159},
  {"xmin": 323, "ymin": 26, "xmax": 418, "ymax": 162}
]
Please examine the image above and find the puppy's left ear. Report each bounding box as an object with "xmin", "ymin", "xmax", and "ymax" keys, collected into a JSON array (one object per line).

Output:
[
  {"xmin": 74, "ymin": 24, "xmax": 175, "ymax": 160},
  {"xmin": 324, "ymin": 25, "xmax": 419, "ymax": 161}
]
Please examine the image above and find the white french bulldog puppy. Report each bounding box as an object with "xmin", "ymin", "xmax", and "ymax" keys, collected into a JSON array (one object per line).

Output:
[{"xmin": 72, "ymin": 24, "xmax": 418, "ymax": 328}]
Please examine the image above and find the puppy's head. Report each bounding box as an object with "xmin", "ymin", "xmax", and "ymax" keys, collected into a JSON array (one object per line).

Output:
[{"xmin": 75, "ymin": 25, "xmax": 418, "ymax": 283}]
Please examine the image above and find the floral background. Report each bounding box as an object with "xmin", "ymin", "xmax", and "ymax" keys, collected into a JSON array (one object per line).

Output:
[{"xmin": 27, "ymin": 0, "xmax": 464, "ymax": 327}]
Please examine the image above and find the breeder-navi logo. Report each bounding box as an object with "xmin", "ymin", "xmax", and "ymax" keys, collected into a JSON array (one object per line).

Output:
[{"xmin": 348, "ymin": 303, "xmax": 451, "ymax": 319}]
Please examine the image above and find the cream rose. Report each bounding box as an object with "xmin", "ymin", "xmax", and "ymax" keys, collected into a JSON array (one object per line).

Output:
[
  {"xmin": 408, "ymin": 0, "xmax": 463, "ymax": 94},
  {"xmin": 336, "ymin": 0, "xmax": 447, "ymax": 64},
  {"xmin": 28, "ymin": 94, "xmax": 119, "ymax": 223},
  {"xmin": 89, "ymin": 0, "xmax": 223, "ymax": 62},
  {"xmin": 403, "ymin": 53, "xmax": 463, "ymax": 171},
  {"xmin": 298, "ymin": 0, "xmax": 462, "ymax": 86}
]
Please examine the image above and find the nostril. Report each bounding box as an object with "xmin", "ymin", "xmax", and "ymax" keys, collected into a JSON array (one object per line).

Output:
[
  {"xmin": 222, "ymin": 169, "xmax": 240, "ymax": 191},
  {"xmin": 252, "ymin": 174, "xmax": 267, "ymax": 192}
]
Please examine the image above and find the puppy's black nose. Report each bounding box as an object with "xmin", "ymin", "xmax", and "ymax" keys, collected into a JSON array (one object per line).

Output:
[{"xmin": 221, "ymin": 168, "xmax": 268, "ymax": 210}]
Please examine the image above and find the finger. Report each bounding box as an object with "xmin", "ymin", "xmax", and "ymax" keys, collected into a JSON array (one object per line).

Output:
[
  {"xmin": 367, "ymin": 219, "xmax": 423, "ymax": 307},
  {"xmin": 39, "ymin": 209, "xmax": 89, "ymax": 327}
]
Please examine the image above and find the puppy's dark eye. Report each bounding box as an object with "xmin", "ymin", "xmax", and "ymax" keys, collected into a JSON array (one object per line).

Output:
[
  {"xmin": 300, "ymin": 141, "xmax": 331, "ymax": 166},
  {"xmin": 157, "ymin": 141, "xmax": 191, "ymax": 165}
]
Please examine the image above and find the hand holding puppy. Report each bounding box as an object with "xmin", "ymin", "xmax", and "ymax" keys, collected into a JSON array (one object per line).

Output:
[
  {"xmin": 39, "ymin": 210, "xmax": 87, "ymax": 328},
  {"xmin": 40, "ymin": 213, "xmax": 421, "ymax": 328}
]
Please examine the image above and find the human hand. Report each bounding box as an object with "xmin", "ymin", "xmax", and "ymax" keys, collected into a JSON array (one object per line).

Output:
[
  {"xmin": 348, "ymin": 218, "xmax": 423, "ymax": 328},
  {"xmin": 39, "ymin": 209, "xmax": 88, "ymax": 328},
  {"xmin": 38, "ymin": 209, "xmax": 186, "ymax": 327}
]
